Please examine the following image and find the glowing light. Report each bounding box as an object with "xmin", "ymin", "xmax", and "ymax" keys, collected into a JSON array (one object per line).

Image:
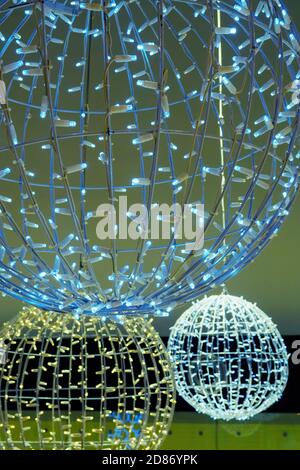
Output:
[
  {"xmin": 0, "ymin": 307, "xmax": 175, "ymax": 450},
  {"xmin": 0, "ymin": 0, "xmax": 299, "ymax": 316},
  {"xmin": 168, "ymin": 294, "xmax": 289, "ymax": 421}
]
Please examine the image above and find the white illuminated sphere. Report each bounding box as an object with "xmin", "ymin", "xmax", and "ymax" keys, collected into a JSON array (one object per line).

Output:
[{"xmin": 168, "ymin": 294, "xmax": 289, "ymax": 421}]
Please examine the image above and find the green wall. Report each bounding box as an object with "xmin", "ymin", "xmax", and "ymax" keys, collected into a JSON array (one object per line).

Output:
[{"xmin": 162, "ymin": 413, "xmax": 300, "ymax": 450}]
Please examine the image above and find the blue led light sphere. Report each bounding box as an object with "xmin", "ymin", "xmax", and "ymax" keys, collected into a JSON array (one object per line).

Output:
[
  {"xmin": 0, "ymin": 0, "xmax": 299, "ymax": 317},
  {"xmin": 168, "ymin": 294, "xmax": 289, "ymax": 421}
]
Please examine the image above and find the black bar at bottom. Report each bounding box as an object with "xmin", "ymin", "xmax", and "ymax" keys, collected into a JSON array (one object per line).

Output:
[{"xmin": 0, "ymin": 449, "xmax": 298, "ymax": 465}]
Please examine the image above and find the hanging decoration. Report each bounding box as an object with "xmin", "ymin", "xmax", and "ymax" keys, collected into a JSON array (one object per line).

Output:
[
  {"xmin": 0, "ymin": 0, "xmax": 299, "ymax": 316},
  {"xmin": 168, "ymin": 294, "xmax": 289, "ymax": 421}
]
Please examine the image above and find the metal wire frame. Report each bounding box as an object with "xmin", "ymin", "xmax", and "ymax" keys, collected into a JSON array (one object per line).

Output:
[
  {"xmin": 0, "ymin": 306, "xmax": 176, "ymax": 450},
  {"xmin": 0, "ymin": 0, "xmax": 299, "ymax": 317},
  {"xmin": 168, "ymin": 294, "xmax": 289, "ymax": 421}
]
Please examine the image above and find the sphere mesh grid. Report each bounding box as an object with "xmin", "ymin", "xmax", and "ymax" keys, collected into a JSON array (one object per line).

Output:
[
  {"xmin": 0, "ymin": 0, "xmax": 299, "ymax": 316},
  {"xmin": 0, "ymin": 307, "xmax": 175, "ymax": 450},
  {"xmin": 168, "ymin": 294, "xmax": 289, "ymax": 421}
]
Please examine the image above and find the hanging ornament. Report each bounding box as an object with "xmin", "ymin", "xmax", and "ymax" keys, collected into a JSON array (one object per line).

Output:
[
  {"xmin": 0, "ymin": 307, "xmax": 175, "ymax": 450},
  {"xmin": 168, "ymin": 293, "xmax": 289, "ymax": 421},
  {"xmin": 0, "ymin": 1, "xmax": 299, "ymax": 316}
]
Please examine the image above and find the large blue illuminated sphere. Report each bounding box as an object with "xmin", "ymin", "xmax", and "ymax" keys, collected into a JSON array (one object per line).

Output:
[{"xmin": 0, "ymin": 0, "xmax": 299, "ymax": 317}]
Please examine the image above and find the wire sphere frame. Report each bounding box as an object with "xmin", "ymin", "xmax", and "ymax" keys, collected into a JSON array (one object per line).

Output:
[
  {"xmin": 168, "ymin": 294, "xmax": 289, "ymax": 421},
  {"xmin": 0, "ymin": 307, "xmax": 176, "ymax": 450},
  {"xmin": 0, "ymin": 0, "xmax": 299, "ymax": 317}
]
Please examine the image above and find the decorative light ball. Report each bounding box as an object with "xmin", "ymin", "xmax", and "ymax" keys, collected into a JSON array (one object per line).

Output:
[
  {"xmin": 168, "ymin": 294, "xmax": 289, "ymax": 421},
  {"xmin": 0, "ymin": 1, "xmax": 299, "ymax": 317},
  {"xmin": 0, "ymin": 307, "xmax": 175, "ymax": 450}
]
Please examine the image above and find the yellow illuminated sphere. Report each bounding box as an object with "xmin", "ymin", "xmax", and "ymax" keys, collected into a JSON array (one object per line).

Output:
[{"xmin": 0, "ymin": 308, "xmax": 175, "ymax": 450}]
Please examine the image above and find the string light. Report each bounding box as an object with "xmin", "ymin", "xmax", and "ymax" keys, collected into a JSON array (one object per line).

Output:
[
  {"xmin": 168, "ymin": 294, "xmax": 289, "ymax": 421},
  {"xmin": 0, "ymin": 307, "xmax": 176, "ymax": 450},
  {"xmin": 0, "ymin": 1, "xmax": 299, "ymax": 316}
]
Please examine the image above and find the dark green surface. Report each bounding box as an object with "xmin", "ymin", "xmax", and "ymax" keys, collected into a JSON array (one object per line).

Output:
[
  {"xmin": 162, "ymin": 413, "xmax": 300, "ymax": 450},
  {"xmin": 2, "ymin": 412, "xmax": 300, "ymax": 450}
]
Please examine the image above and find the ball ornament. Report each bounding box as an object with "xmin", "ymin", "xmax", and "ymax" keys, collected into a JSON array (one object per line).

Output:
[
  {"xmin": 0, "ymin": 1, "xmax": 299, "ymax": 316},
  {"xmin": 0, "ymin": 307, "xmax": 175, "ymax": 449},
  {"xmin": 168, "ymin": 294, "xmax": 288, "ymax": 421}
]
